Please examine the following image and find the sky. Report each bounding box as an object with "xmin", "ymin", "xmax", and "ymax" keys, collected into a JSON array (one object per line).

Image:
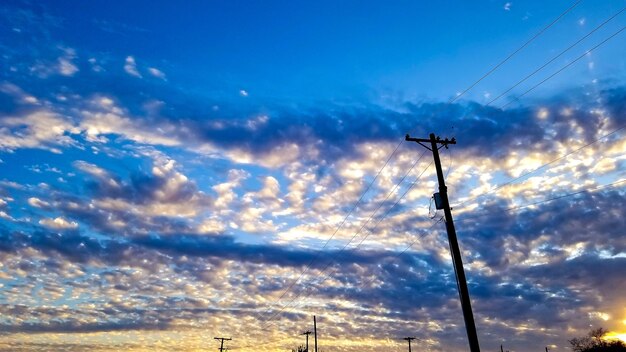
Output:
[{"xmin": 0, "ymin": 0, "xmax": 625, "ymax": 351}]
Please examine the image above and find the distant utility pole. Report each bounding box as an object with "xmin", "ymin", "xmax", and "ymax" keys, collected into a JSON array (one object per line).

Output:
[
  {"xmin": 214, "ymin": 337, "xmax": 232, "ymax": 352},
  {"xmin": 405, "ymin": 133, "xmax": 481, "ymax": 352},
  {"xmin": 314, "ymin": 316, "xmax": 318, "ymax": 352},
  {"xmin": 302, "ymin": 330, "xmax": 312, "ymax": 352},
  {"xmin": 546, "ymin": 347, "xmax": 550, "ymax": 352},
  {"xmin": 403, "ymin": 337, "xmax": 417, "ymax": 352}
]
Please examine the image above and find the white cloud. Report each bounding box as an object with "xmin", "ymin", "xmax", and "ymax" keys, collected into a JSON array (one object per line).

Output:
[
  {"xmin": 88, "ymin": 57, "xmax": 104, "ymax": 72},
  {"xmin": 28, "ymin": 197, "xmax": 50, "ymax": 208},
  {"xmin": 239, "ymin": 89, "xmax": 248, "ymax": 97},
  {"xmin": 0, "ymin": 82, "xmax": 39, "ymax": 105},
  {"xmin": 73, "ymin": 160, "xmax": 112, "ymax": 180},
  {"xmin": 39, "ymin": 216, "xmax": 78, "ymax": 229},
  {"xmin": 578, "ymin": 17, "xmax": 586, "ymax": 26},
  {"xmin": 198, "ymin": 218, "xmax": 226, "ymax": 234},
  {"xmin": 148, "ymin": 67, "xmax": 166, "ymax": 80},
  {"xmin": 124, "ymin": 56, "xmax": 142, "ymax": 78},
  {"xmin": 57, "ymin": 48, "xmax": 79, "ymax": 76},
  {"xmin": 58, "ymin": 58, "xmax": 78, "ymax": 76},
  {"xmin": 79, "ymin": 98, "xmax": 180, "ymax": 146},
  {"xmin": 0, "ymin": 110, "xmax": 78, "ymax": 152},
  {"xmin": 504, "ymin": 2, "xmax": 512, "ymax": 11}
]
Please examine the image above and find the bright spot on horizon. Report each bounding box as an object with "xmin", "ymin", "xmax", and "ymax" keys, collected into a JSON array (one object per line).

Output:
[{"xmin": 604, "ymin": 332, "xmax": 626, "ymax": 344}]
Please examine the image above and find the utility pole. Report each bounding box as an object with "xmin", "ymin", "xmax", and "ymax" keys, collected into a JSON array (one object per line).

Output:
[
  {"xmin": 546, "ymin": 347, "xmax": 549, "ymax": 352},
  {"xmin": 405, "ymin": 133, "xmax": 481, "ymax": 352},
  {"xmin": 214, "ymin": 337, "xmax": 232, "ymax": 352},
  {"xmin": 314, "ymin": 316, "xmax": 318, "ymax": 352},
  {"xmin": 302, "ymin": 330, "xmax": 312, "ymax": 352},
  {"xmin": 403, "ymin": 337, "xmax": 417, "ymax": 352}
]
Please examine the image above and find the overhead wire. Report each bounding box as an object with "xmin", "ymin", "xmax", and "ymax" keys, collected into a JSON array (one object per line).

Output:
[
  {"xmin": 500, "ymin": 25, "xmax": 626, "ymax": 109},
  {"xmin": 245, "ymin": 0, "xmax": 586, "ymax": 343},
  {"xmin": 445, "ymin": 9, "xmax": 625, "ymax": 208},
  {"xmin": 455, "ymin": 178, "xmax": 626, "ymax": 224},
  {"xmin": 453, "ymin": 123, "xmax": 626, "ymax": 210},
  {"xmin": 449, "ymin": 14, "xmax": 626, "ymax": 209},
  {"xmin": 232, "ymin": 162, "xmax": 437, "ymax": 351},
  {"xmin": 250, "ymin": 0, "xmax": 584, "ymax": 328},
  {"xmin": 250, "ymin": 139, "xmax": 405, "ymax": 323},
  {"xmin": 257, "ymin": 158, "xmax": 433, "ymax": 332},
  {"xmin": 486, "ymin": 7, "xmax": 625, "ymax": 106},
  {"xmin": 447, "ymin": 0, "xmax": 584, "ymax": 105}
]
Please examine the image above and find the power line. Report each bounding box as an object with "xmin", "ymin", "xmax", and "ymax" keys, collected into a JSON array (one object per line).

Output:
[
  {"xmin": 500, "ymin": 25, "xmax": 626, "ymax": 109},
  {"xmin": 246, "ymin": 0, "xmax": 584, "ymax": 340},
  {"xmin": 486, "ymin": 7, "xmax": 625, "ymax": 106},
  {"xmin": 251, "ymin": 139, "xmax": 405, "ymax": 323},
  {"xmin": 233, "ymin": 218, "xmax": 442, "ymax": 352},
  {"xmin": 455, "ymin": 178, "xmax": 626, "ymax": 224},
  {"xmin": 453, "ymin": 125, "xmax": 626, "ymax": 209},
  {"xmin": 233, "ymin": 160, "xmax": 431, "ymax": 349},
  {"xmin": 448, "ymin": 0, "xmax": 584, "ymax": 105},
  {"xmin": 257, "ymin": 159, "xmax": 433, "ymax": 331},
  {"xmin": 444, "ymin": 13, "xmax": 625, "ymax": 209},
  {"xmin": 242, "ymin": 179, "xmax": 626, "ymax": 351},
  {"xmin": 255, "ymin": 153, "xmax": 426, "ymax": 327}
]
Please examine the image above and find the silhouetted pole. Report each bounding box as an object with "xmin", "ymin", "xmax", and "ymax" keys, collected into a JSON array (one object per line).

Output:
[
  {"xmin": 404, "ymin": 337, "xmax": 417, "ymax": 352},
  {"xmin": 501, "ymin": 345, "xmax": 504, "ymax": 352},
  {"xmin": 314, "ymin": 316, "xmax": 318, "ymax": 352},
  {"xmin": 406, "ymin": 133, "xmax": 480, "ymax": 352},
  {"xmin": 546, "ymin": 347, "xmax": 549, "ymax": 352},
  {"xmin": 302, "ymin": 330, "xmax": 312, "ymax": 352},
  {"xmin": 214, "ymin": 337, "xmax": 232, "ymax": 352}
]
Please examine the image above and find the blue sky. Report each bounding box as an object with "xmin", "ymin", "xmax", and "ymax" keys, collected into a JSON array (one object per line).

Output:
[{"xmin": 0, "ymin": 1, "xmax": 625, "ymax": 351}]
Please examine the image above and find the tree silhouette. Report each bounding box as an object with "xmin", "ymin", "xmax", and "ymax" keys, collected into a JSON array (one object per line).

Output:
[
  {"xmin": 569, "ymin": 328, "xmax": 626, "ymax": 352},
  {"xmin": 291, "ymin": 345, "xmax": 307, "ymax": 352}
]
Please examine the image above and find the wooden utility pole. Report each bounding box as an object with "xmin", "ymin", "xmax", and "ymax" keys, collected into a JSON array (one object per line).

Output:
[
  {"xmin": 214, "ymin": 337, "xmax": 231, "ymax": 352},
  {"xmin": 302, "ymin": 330, "xmax": 312, "ymax": 352},
  {"xmin": 406, "ymin": 133, "xmax": 481, "ymax": 352},
  {"xmin": 314, "ymin": 316, "xmax": 318, "ymax": 352},
  {"xmin": 404, "ymin": 337, "xmax": 417, "ymax": 352}
]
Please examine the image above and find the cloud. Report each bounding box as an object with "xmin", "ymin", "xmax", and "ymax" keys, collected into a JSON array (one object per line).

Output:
[
  {"xmin": 0, "ymin": 82, "xmax": 39, "ymax": 105},
  {"xmin": 124, "ymin": 56, "xmax": 142, "ymax": 78},
  {"xmin": 0, "ymin": 110, "xmax": 77, "ymax": 152},
  {"xmin": 38, "ymin": 216, "xmax": 78, "ymax": 229},
  {"xmin": 27, "ymin": 197, "xmax": 50, "ymax": 208},
  {"xmin": 88, "ymin": 57, "xmax": 104, "ymax": 72},
  {"xmin": 0, "ymin": 29, "xmax": 625, "ymax": 349},
  {"xmin": 57, "ymin": 54, "xmax": 78, "ymax": 76},
  {"xmin": 147, "ymin": 67, "xmax": 166, "ymax": 80},
  {"xmin": 239, "ymin": 89, "xmax": 249, "ymax": 97},
  {"xmin": 504, "ymin": 2, "xmax": 512, "ymax": 11},
  {"xmin": 26, "ymin": 47, "xmax": 79, "ymax": 78},
  {"xmin": 0, "ymin": 211, "xmax": 14, "ymax": 221}
]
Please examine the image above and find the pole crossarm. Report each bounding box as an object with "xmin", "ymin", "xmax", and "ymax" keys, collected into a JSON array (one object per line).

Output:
[
  {"xmin": 302, "ymin": 330, "xmax": 312, "ymax": 352},
  {"xmin": 405, "ymin": 134, "xmax": 456, "ymax": 151},
  {"xmin": 214, "ymin": 337, "xmax": 232, "ymax": 352},
  {"xmin": 403, "ymin": 337, "xmax": 417, "ymax": 352}
]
